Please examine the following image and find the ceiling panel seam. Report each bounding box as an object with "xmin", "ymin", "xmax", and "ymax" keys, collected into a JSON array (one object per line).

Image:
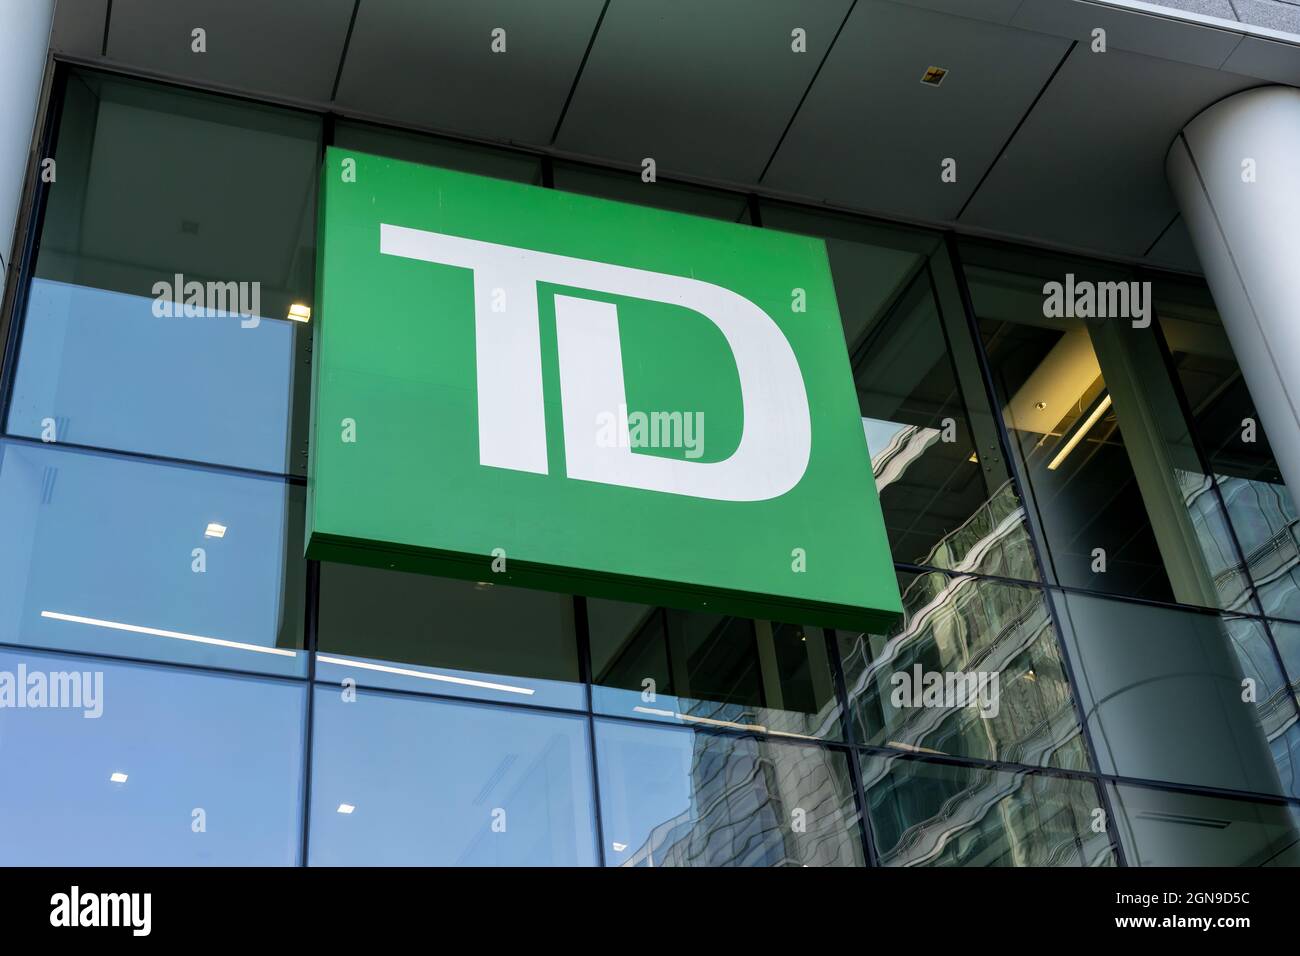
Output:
[
  {"xmin": 330, "ymin": 0, "xmax": 362, "ymax": 102},
  {"xmin": 549, "ymin": 0, "xmax": 612, "ymax": 146},
  {"xmin": 1142, "ymin": 211, "xmax": 1181, "ymax": 257},
  {"xmin": 1216, "ymin": 31, "xmax": 1247, "ymax": 68},
  {"xmin": 954, "ymin": 39, "xmax": 1078, "ymax": 223},
  {"xmin": 100, "ymin": 0, "xmax": 111, "ymax": 57},
  {"xmin": 757, "ymin": 0, "xmax": 859, "ymax": 184}
]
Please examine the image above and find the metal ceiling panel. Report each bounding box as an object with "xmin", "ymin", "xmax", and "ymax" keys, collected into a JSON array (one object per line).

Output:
[
  {"xmin": 1144, "ymin": 216, "xmax": 1203, "ymax": 273},
  {"xmin": 334, "ymin": 0, "xmax": 606, "ymax": 146},
  {"xmin": 52, "ymin": 0, "xmax": 108, "ymax": 56},
  {"xmin": 106, "ymin": 0, "xmax": 356, "ymax": 102},
  {"xmin": 959, "ymin": 44, "xmax": 1258, "ymax": 257},
  {"xmin": 1011, "ymin": 0, "xmax": 1242, "ymax": 68},
  {"xmin": 1221, "ymin": 33, "xmax": 1300, "ymax": 82},
  {"xmin": 763, "ymin": 0, "xmax": 1070, "ymax": 222},
  {"xmin": 890, "ymin": 0, "xmax": 1028, "ymax": 25},
  {"xmin": 554, "ymin": 0, "xmax": 852, "ymax": 182}
]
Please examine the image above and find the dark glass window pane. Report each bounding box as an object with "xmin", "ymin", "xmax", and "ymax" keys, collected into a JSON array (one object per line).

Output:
[
  {"xmin": 1055, "ymin": 590, "xmax": 1299, "ymax": 798},
  {"xmin": 7, "ymin": 70, "xmax": 318, "ymax": 473},
  {"xmin": 0, "ymin": 649, "xmax": 304, "ymax": 865},
  {"xmin": 762, "ymin": 206, "xmax": 1037, "ymax": 579},
  {"xmin": 838, "ymin": 571, "xmax": 1088, "ymax": 769},
  {"xmin": 553, "ymin": 162, "xmax": 749, "ymax": 220},
  {"xmin": 309, "ymin": 688, "xmax": 597, "ymax": 866},
  {"xmin": 588, "ymin": 599, "xmax": 840, "ymax": 739},
  {"xmin": 333, "ymin": 120, "xmax": 542, "ymax": 183},
  {"xmin": 1108, "ymin": 782, "xmax": 1300, "ymax": 866},
  {"xmin": 316, "ymin": 563, "xmax": 583, "ymax": 710},
  {"xmin": 1271, "ymin": 620, "xmax": 1300, "ymax": 703},
  {"xmin": 1155, "ymin": 279, "xmax": 1300, "ymax": 622},
  {"xmin": 0, "ymin": 440, "xmax": 306, "ymax": 676},
  {"xmin": 863, "ymin": 753, "xmax": 1115, "ymax": 866},
  {"xmin": 964, "ymin": 243, "xmax": 1251, "ymax": 611},
  {"xmin": 594, "ymin": 719, "xmax": 863, "ymax": 867}
]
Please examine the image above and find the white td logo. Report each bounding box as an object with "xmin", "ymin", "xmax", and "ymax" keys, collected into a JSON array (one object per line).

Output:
[{"xmin": 380, "ymin": 224, "xmax": 811, "ymax": 502}]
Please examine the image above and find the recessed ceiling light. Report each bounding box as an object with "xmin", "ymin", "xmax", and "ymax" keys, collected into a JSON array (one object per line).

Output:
[
  {"xmin": 1035, "ymin": 401, "xmax": 1048, "ymax": 410},
  {"xmin": 110, "ymin": 772, "xmax": 128, "ymax": 783},
  {"xmin": 612, "ymin": 842, "xmax": 627, "ymax": 852},
  {"xmin": 204, "ymin": 522, "xmax": 227, "ymax": 539},
  {"xmin": 337, "ymin": 803, "xmax": 355, "ymax": 814},
  {"xmin": 921, "ymin": 66, "xmax": 948, "ymax": 87},
  {"xmin": 288, "ymin": 303, "xmax": 312, "ymax": 323}
]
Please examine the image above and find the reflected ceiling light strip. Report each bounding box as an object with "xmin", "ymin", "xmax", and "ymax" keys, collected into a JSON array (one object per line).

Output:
[
  {"xmin": 1046, "ymin": 393, "xmax": 1113, "ymax": 471},
  {"xmin": 767, "ymin": 729, "xmax": 819, "ymax": 741},
  {"xmin": 885, "ymin": 740, "xmax": 945, "ymax": 755},
  {"xmin": 315, "ymin": 654, "xmax": 535, "ymax": 696},
  {"xmin": 40, "ymin": 611, "xmax": 298, "ymax": 657},
  {"xmin": 632, "ymin": 705, "xmax": 676, "ymax": 718},
  {"xmin": 633, "ymin": 706, "xmax": 766, "ymax": 734}
]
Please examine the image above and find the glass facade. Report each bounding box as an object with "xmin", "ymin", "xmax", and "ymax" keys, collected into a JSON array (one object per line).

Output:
[{"xmin": 3, "ymin": 66, "xmax": 1300, "ymax": 866}]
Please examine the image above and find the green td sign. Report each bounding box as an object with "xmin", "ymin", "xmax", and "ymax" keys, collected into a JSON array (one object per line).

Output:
[{"xmin": 307, "ymin": 148, "xmax": 901, "ymax": 630}]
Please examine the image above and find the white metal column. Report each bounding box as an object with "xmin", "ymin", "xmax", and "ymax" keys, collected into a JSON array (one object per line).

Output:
[
  {"xmin": 1167, "ymin": 86, "xmax": 1300, "ymax": 498},
  {"xmin": 0, "ymin": 0, "xmax": 54, "ymax": 306}
]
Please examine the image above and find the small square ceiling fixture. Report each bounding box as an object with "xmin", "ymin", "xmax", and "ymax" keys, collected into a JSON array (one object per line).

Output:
[
  {"xmin": 921, "ymin": 66, "xmax": 948, "ymax": 87},
  {"xmin": 288, "ymin": 303, "xmax": 312, "ymax": 323}
]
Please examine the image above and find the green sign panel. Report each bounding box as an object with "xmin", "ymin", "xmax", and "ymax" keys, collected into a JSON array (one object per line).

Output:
[{"xmin": 308, "ymin": 147, "xmax": 901, "ymax": 629}]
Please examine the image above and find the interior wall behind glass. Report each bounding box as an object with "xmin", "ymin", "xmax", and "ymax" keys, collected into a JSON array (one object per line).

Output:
[
  {"xmin": 761, "ymin": 205, "xmax": 1038, "ymax": 581},
  {"xmin": 961, "ymin": 241, "xmax": 1255, "ymax": 613},
  {"xmin": 1154, "ymin": 279, "xmax": 1300, "ymax": 623},
  {"xmin": 586, "ymin": 597, "xmax": 841, "ymax": 739},
  {"xmin": 6, "ymin": 70, "xmax": 320, "ymax": 474}
]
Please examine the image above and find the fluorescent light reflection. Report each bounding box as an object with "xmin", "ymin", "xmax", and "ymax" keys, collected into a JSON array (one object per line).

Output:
[
  {"xmin": 1047, "ymin": 393, "xmax": 1113, "ymax": 471},
  {"xmin": 316, "ymin": 655, "xmax": 535, "ymax": 696},
  {"xmin": 632, "ymin": 705, "xmax": 794, "ymax": 735},
  {"xmin": 40, "ymin": 611, "xmax": 298, "ymax": 657}
]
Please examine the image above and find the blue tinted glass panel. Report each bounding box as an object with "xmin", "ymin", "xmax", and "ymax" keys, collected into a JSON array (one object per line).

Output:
[
  {"xmin": 0, "ymin": 648, "xmax": 304, "ymax": 865},
  {"xmin": 9, "ymin": 278, "xmax": 303, "ymax": 472},
  {"xmin": 6, "ymin": 70, "xmax": 318, "ymax": 473},
  {"xmin": 308, "ymin": 688, "xmax": 598, "ymax": 866},
  {"xmin": 594, "ymin": 719, "xmax": 863, "ymax": 866},
  {"xmin": 0, "ymin": 440, "xmax": 306, "ymax": 676}
]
